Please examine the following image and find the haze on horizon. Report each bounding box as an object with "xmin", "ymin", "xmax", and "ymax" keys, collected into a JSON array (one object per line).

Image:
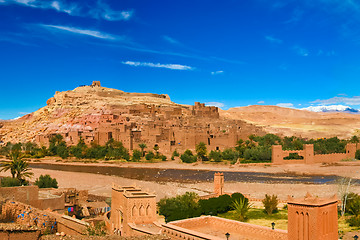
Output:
[{"xmin": 1, "ymin": 0, "xmax": 360, "ymax": 120}]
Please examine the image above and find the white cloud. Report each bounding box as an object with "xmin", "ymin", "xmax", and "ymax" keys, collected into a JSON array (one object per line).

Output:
[
  {"xmin": 284, "ymin": 8, "xmax": 303, "ymax": 24},
  {"xmin": 311, "ymin": 96, "xmax": 360, "ymax": 105},
  {"xmin": 276, "ymin": 103, "xmax": 294, "ymax": 108},
  {"xmin": 40, "ymin": 24, "xmax": 120, "ymax": 40},
  {"xmin": 205, "ymin": 102, "xmax": 225, "ymax": 108},
  {"xmin": 122, "ymin": 61, "xmax": 194, "ymax": 71},
  {"xmin": 0, "ymin": 0, "xmax": 132, "ymax": 21},
  {"xmin": 265, "ymin": 35, "xmax": 283, "ymax": 44},
  {"xmin": 257, "ymin": 101, "xmax": 265, "ymax": 104},
  {"xmin": 211, "ymin": 70, "xmax": 224, "ymax": 75},
  {"xmin": 293, "ymin": 45, "xmax": 309, "ymax": 56}
]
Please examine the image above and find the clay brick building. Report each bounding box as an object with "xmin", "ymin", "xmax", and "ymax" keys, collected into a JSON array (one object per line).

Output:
[
  {"xmin": 272, "ymin": 143, "xmax": 360, "ymax": 164},
  {"xmin": 35, "ymin": 101, "xmax": 264, "ymax": 155},
  {"xmin": 108, "ymin": 184, "xmax": 161, "ymax": 236}
]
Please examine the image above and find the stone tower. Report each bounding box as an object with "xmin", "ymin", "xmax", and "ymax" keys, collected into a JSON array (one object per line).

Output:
[
  {"xmin": 287, "ymin": 193, "xmax": 338, "ymax": 240},
  {"xmin": 214, "ymin": 172, "xmax": 224, "ymax": 196},
  {"xmin": 110, "ymin": 184, "xmax": 157, "ymax": 236}
]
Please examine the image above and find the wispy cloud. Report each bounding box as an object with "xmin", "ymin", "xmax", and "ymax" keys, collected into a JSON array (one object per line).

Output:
[
  {"xmin": 211, "ymin": 70, "xmax": 224, "ymax": 75},
  {"xmin": 0, "ymin": 0, "xmax": 133, "ymax": 21},
  {"xmin": 293, "ymin": 45, "xmax": 309, "ymax": 56},
  {"xmin": 276, "ymin": 103, "xmax": 294, "ymax": 108},
  {"xmin": 122, "ymin": 61, "xmax": 194, "ymax": 71},
  {"xmin": 284, "ymin": 8, "xmax": 303, "ymax": 24},
  {"xmin": 257, "ymin": 101, "xmax": 265, "ymax": 104},
  {"xmin": 265, "ymin": 35, "xmax": 283, "ymax": 44},
  {"xmin": 163, "ymin": 35, "xmax": 181, "ymax": 45},
  {"xmin": 206, "ymin": 102, "xmax": 225, "ymax": 108},
  {"xmin": 311, "ymin": 96, "xmax": 360, "ymax": 105},
  {"xmin": 39, "ymin": 24, "xmax": 121, "ymax": 40}
]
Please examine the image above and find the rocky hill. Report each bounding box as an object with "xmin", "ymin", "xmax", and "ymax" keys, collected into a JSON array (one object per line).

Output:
[
  {"xmin": 220, "ymin": 105, "xmax": 360, "ymax": 139},
  {"xmin": 0, "ymin": 82, "xmax": 265, "ymax": 153}
]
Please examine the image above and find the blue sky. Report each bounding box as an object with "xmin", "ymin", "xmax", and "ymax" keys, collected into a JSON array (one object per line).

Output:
[{"xmin": 1, "ymin": 0, "xmax": 360, "ymax": 119}]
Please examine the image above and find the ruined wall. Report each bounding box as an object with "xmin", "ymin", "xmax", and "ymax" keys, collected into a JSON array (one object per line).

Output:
[
  {"xmin": 0, "ymin": 186, "xmax": 64, "ymax": 210},
  {"xmin": 0, "ymin": 227, "xmax": 41, "ymax": 240}
]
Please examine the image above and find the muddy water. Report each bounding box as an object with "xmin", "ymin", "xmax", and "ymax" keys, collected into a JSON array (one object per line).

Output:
[{"xmin": 29, "ymin": 163, "xmax": 356, "ymax": 185}]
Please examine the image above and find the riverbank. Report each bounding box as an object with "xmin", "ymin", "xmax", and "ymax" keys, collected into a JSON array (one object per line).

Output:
[{"xmin": 1, "ymin": 157, "xmax": 360, "ymax": 201}]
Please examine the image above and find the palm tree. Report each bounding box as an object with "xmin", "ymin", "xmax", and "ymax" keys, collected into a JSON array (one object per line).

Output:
[
  {"xmin": 231, "ymin": 197, "xmax": 251, "ymax": 221},
  {"xmin": 14, "ymin": 158, "xmax": 33, "ymax": 184},
  {"xmin": 0, "ymin": 152, "xmax": 33, "ymax": 184},
  {"xmin": 138, "ymin": 143, "xmax": 147, "ymax": 157}
]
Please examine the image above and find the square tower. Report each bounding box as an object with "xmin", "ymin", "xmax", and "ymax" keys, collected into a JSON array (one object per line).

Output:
[
  {"xmin": 110, "ymin": 184, "xmax": 157, "ymax": 236},
  {"xmin": 287, "ymin": 193, "xmax": 338, "ymax": 240},
  {"xmin": 214, "ymin": 172, "xmax": 224, "ymax": 196}
]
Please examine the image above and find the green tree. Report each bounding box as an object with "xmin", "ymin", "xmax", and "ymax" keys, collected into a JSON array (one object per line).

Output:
[
  {"xmin": 158, "ymin": 192, "xmax": 200, "ymax": 222},
  {"xmin": 145, "ymin": 151, "xmax": 155, "ymax": 160},
  {"xmin": 132, "ymin": 149, "xmax": 142, "ymax": 161},
  {"xmin": 35, "ymin": 174, "xmax": 58, "ymax": 188},
  {"xmin": 209, "ymin": 150, "xmax": 222, "ymax": 162},
  {"xmin": 195, "ymin": 142, "xmax": 207, "ymax": 161},
  {"xmin": 153, "ymin": 145, "xmax": 159, "ymax": 156},
  {"xmin": 138, "ymin": 143, "xmax": 147, "ymax": 157},
  {"xmin": 180, "ymin": 150, "xmax": 197, "ymax": 163},
  {"xmin": 70, "ymin": 138, "xmax": 87, "ymax": 159},
  {"xmin": 350, "ymin": 135, "xmax": 360, "ymax": 143}
]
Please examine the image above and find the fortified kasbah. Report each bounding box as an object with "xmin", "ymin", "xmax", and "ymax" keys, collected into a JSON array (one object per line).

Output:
[
  {"xmin": 3, "ymin": 1, "xmax": 360, "ymax": 239},
  {"xmin": 0, "ymin": 81, "xmax": 265, "ymax": 154}
]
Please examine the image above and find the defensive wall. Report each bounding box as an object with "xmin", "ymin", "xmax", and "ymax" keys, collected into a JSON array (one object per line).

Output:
[{"xmin": 272, "ymin": 143, "xmax": 359, "ymax": 164}]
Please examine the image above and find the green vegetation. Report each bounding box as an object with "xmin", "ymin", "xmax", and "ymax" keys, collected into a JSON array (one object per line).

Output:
[
  {"xmin": 34, "ymin": 174, "xmax": 58, "ymax": 188},
  {"xmin": 131, "ymin": 149, "xmax": 142, "ymax": 161},
  {"xmin": 0, "ymin": 177, "xmax": 22, "ymax": 187},
  {"xmin": 262, "ymin": 194, "xmax": 279, "ymax": 215},
  {"xmin": 0, "ymin": 133, "xmax": 358, "ymax": 164},
  {"xmin": 180, "ymin": 149, "xmax": 197, "ymax": 163},
  {"xmin": 219, "ymin": 208, "xmax": 288, "ymax": 230},
  {"xmin": 158, "ymin": 192, "xmax": 200, "ymax": 222},
  {"xmin": 195, "ymin": 142, "xmax": 207, "ymax": 161},
  {"xmin": 86, "ymin": 221, "xmax": 106, "ymax": 236},
  {"xmin": 158, "ymin": 192, "xmax": 249, "ymax": 222},
  {"xmin": 231, "ymin": 196, "xmax": 251, "ymax": 221},
  {"xmin": 356, "ymin": 150, "xmax": 360, "ymax": 160}
]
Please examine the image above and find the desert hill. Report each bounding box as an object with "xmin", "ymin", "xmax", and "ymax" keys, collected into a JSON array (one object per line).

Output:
[
  {"xmin": 0, "ymin": 82, "xmax": 264, "ymax": 153},
  {"xmin": 220, "ymin": 105, "xmax": 360, "ymax": 139}
]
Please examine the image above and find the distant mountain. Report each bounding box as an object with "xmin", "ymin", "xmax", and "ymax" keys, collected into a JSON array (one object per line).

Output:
[
  {"xmin": 221, "ymin": 105, "xmax": 360, "ymax": 139},
  {"xmin": 302, "ymin": 105, "xmax": 359, "ymax": 113}
]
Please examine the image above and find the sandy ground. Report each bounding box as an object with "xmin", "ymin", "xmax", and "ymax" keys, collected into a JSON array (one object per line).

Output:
[{"xmin": 2, "ymin": 158, "xmax": 360, "ymax": 201}]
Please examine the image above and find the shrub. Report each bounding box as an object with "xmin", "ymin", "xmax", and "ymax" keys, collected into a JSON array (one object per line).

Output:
[
  {"xmin": 0, "ymin": 177, "xmax": 21, "ymax": 187},
  {"xmin": 172, "ymin": 150, "xmax": 180, "ymax": 157},
  {"xmin": 244, "ymin": 146, "xmax": 271, "ymax": 162},
  {"xmin": 132, "ymin": 149, "xmax": 142, "ymax": 161},
  {"xmin": 145, "ymin": 151, "xmax": 155, "ymax": 160},
  {"xmin": 161, "ymin": 155, "xmax": 167, "ymax": 161},
  {"xmin": 180, "ymin": 150, "xmax": 197, "ymax": 163},
  {"xmin": 209, "ymin": 150, "xmax": 222, "ymax": 162},
  {"xmin": 195, "ymin": 142, "xmax": 207, "ymax": 161},
  {"xmin": 222, "ymin": 148, "xmax": 239, "ymax": 162},
  {"xmin": 346, "ymin": 193, "xmax": 360, "ymax": 216},
  {"xmin": 262, "ymin": 194, "xmax": 278, "ymax": 215},
  {"xmin": 35, "ymin": 174, "xmax": 58, "ymax": 188},
  {"xmin": 231, "ymin": 197, "xmax": 251, "ymax": 221},
  {"xmin": 348, "ymin": 215, "xmax": 360, "ymax": 227},
  {"xmin": 356, "ymin": 150, "xmax": 360, "ymax": 160},
  {"xmin": 158, "ymin": 192, "xmax": 200, "ymax": 222}
]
